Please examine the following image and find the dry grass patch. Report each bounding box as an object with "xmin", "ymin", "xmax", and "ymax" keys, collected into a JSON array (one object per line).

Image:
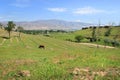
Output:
[
  {"xmin": 5, "ymin": 59, "xmax": 37, "ymax": 66},
  {"xmin": 108, "ymin": 55, "xmax": 120, "ymax": 61},
  {"xmin": 71, "ymin": 67, "xmax": 120, "ymax": 80},
  {"xmin": 0, "ymin": 59, "xmax": 37, "ymax": 77},
  {"xmin": 52, "ymin": 53, "xmax": 78, "ymax": 64}
]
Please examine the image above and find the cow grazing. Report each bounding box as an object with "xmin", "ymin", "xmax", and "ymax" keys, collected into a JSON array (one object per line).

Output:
[{"xmin": 39, "ymin": 45, "xmax": 45, "ymax": 49}]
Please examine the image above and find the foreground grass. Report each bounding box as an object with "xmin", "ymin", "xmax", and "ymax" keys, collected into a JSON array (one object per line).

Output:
[{"xmin": 0, "ymin": 31, "xmax": 120, "ymax": 80}]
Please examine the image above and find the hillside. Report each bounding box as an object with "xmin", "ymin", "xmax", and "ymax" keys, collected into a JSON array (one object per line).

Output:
[
  {"xmin": 74, "ymin": 26, "xmax": 120, "ymax": 39},
  {"xmin": 1, "ymin": 19, "xmax": 93, "ymax": 30},
  {"xmin": 50, "ymin": 26, "xmax": 120, "ymax": 46},
  {"xmin": 0, "ymin": 29, "xmax": 120, "ymax": 80}
]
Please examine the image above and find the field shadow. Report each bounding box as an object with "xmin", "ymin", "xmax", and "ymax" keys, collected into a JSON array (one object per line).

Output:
[{"xmin": 1, "ymin": 36, "xmax": 10, "ymax": 39}]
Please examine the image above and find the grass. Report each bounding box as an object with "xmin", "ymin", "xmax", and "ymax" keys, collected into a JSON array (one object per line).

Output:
[
  {"xmin": 0, "ymin": 29, "xmax": 120, "ymax": 80},
  {"xmin": 49, "ymin": 27, "xmax": 120, "ymax": 47},
  {"xmin": 49, "ymin": 32, "xmax": 75, "ymax": 41}
]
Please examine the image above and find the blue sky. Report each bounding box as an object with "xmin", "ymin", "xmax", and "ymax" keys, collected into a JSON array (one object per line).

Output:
[{"xmin": 0, "ymin": 0, "xmax": 120, "ymax": 24}]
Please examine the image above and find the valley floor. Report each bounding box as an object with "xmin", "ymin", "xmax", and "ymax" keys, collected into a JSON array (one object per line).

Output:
[{"xmin": 0, "ymin": 32, "xmax": 120, "ymax": 80}]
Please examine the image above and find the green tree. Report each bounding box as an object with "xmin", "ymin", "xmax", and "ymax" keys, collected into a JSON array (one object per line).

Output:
[
  {"xmin": 104, "ymin": 28, "xmax": 112, "ymax": 36},
  {"xmin": 96, "ymin": 20, "xmax": 101, "ymax": 48},
  {"xmin": 75, "ymin": 35, "xmax": 84, "ymax": 42},
  {"xmin": 17, "ymin": 26, "xmax": 24, "ymax": 38},
  {"xmin": 104, "ymin": 22, "xmax": 114, "ymax": 37},
  {"xmin": 91, "ymin": 27, "xmax": 96, "ymax": 42},
  {"xmin": 5, "ymin": 21, "xmax": 16, "ymax": 38}
]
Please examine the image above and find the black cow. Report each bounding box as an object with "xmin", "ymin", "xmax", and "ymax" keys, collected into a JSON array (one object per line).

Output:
[{"xmin": 39, "ymin": 45, "xmax": 45, "ymax": 49}]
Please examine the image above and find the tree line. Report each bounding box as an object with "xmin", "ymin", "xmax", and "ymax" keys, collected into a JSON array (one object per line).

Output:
[
  {"xmin": 75, "ymin": 26, "xmax": 120, "ymax": 47},
  {"xmin": 21, "ymin": 30, "xmax": 69, "ymax": 35}
]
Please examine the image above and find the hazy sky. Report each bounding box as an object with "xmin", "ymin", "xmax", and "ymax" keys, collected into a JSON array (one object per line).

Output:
[{"xmin": 0, "ymin": 0, "xmax": 120, "ymax": 24}]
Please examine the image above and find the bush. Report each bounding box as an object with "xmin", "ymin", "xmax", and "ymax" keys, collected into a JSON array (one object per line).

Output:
[
  {"xmin": 111, "ymin": 40, "xmax": 120, "ymax": 47},
  {"xmin": 90, "ymin": 38, "xmax": 97, "ymax": 42},
  {"xmin": 75, "ymin": 35, "xmax": 84, "ymax": 42},
  {"xmin": 104, "ymin": 39, "xmax": 111, "ymax": 45},
  {"xmin": 82, "ymin": 27, "xmax": 88, "ymax": 30},
  {"xmin": 104, "ymin": 39, "xmax": 120, "ymax": 47},
  {"xmin": 104, "ymin": 28, "xmax": 112, "ymax": 36},
  {"xmin": 104, "ymin": 26, "xmax": 110, "ymax": 28},
  {"xmin": 66, "ymin": 39, "xmax": 73, "ymax": 42},
  {"xmin": 44, "ymin": 34, "xmax": 50, "ymax": 37}
]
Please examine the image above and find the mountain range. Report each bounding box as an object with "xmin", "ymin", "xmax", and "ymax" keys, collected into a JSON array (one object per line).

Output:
[{"xmin": 1, "ymin": 19, "xmax": 94, "ymax": 30}]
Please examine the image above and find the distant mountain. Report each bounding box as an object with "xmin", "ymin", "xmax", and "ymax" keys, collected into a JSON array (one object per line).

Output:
[{"xmin": 1, "ymin": 19, "xmax": 93, "ymax": 30}]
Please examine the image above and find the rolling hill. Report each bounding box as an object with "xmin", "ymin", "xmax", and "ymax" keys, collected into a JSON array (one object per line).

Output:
[
  {"xmin": 50, "ymin": 26, "xmax": 120, "ymax": 43},
  {"xmin": 0, "ymin": 29, "xmax": 120, "ymax": 80}
]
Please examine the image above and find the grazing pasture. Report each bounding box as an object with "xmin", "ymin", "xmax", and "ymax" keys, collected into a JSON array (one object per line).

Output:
[
  {"xmin": 0, "ymin": 29, "xmax": 120, "ymax": 80},
  {"xmin": 49, "ymin": 26, "xmax": 120, "ymax": 47}
]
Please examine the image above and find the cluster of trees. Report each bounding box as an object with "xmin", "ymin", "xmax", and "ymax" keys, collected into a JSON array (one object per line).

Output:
[
  {"xmin": 82, "ymin": 26, "xmax": 112, "ymax": 30},
  {"xmin": 0, "ymin": 21, "xmax": 24, "ymax": 39},
  {"xmin": 84, "ymin": 25, "xmax": 112, "ymax": 43},
  {"xmin": 75, "ymin": 25, "xmax": 120, "ymax": 47},
  {"xmin": 104, "ymin": 39, "xmax": 120, "ymax": 47},
  {"xmin": 21, "ymin": 30, "xmax": 69, "ymax": 35}
]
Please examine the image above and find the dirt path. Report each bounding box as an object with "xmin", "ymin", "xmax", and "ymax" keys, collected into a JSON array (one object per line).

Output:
[
  {"xmin": 0, "ymin": 39, "xmax": 6, "ymax": 45},
  {"xmin": 79, "ymin": 43, "xmax": 115, "ymax": 48}
]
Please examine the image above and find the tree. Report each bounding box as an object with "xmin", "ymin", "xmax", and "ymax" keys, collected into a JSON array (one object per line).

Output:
[
  {"xmin": 96, "ymin": 20, "xmax": 101, "ymax": 48},
  {"xmin": 113, "ymin": 28, "xmax": 120, "ymax": 40},
  {"xmin": 17, "ymin": 26, "xmax": 24, "ymax": 38},
  {"xmin": 104, "ymin": 28, "xmax": 112, "ymax": 36},
  {"xmin": 91, "ymin": 27, "xmax": 96, "ymax": 42},
  {"xmin": 0, "ymin": 23, "xmax": 3, "ymax": 29},
  {"xmin": 5, "ymin": 21, "xmax": 16, "ymax": 38},
  {"xmin": 104, "ymin": 22, "xmax": 113, "ymax": 37},
  {"xmin": 75, "ymin": 35, "xmax": 84, "ymax": 42}
]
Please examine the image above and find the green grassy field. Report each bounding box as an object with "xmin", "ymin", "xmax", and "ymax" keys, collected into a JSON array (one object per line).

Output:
[
  {"xmin": 0, "ymin": 29, "xmax": 120, "ymax": 80},
  {"xmin": 74, "ymin": 27, "xmax": 120, "ymax": 40},
  {"xmin": 50, "ymin": 27, "xmax": 120, "ymax": 40},
  {"xmin": 49, "ymin": 27, "xmax": 120, "ymax": 47}
]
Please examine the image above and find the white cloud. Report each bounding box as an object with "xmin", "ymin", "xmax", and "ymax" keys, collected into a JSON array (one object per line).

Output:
[
  {"xmin": 11, "ymin": 3, "xmax": 29, "ymax": 8},
  {"xmin": 11, "ymin": 0, "xmax": 31, "ymax": 8},
  {"xmin": 73, "ymin": 7, "xmax": 105, "ymax": 14},
  {"xmin": 47, "ymin": 8, "xmax": 67, "ymax": 12}
]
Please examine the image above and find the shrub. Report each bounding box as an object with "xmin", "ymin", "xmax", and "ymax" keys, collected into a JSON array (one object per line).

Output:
[
  {"xmin": 66, "ymin": 39, "xmax": 73, "ymax": 42},
  {"xmin": 89, "ymin": 26, "xmax": 93, "ymax": 28},
  {"xmin": 104, "ymin": 28, "xmax": 112, "ymax": 36},
  {"xmin": 104, "ymin": 26, "xmax": 110, "ymax": 28},
  {"xmin": 90, "ymin": 38, "xmax": 97, "ymax": 42},
  {"xmin": 75, "ymin": 35, "xmax": 84, "ymax": 42},
  {"xmin": 82, "ymin": 27, "xmax": 88, "ymax": 30},
  {"xmin": 104, "ymin": 39, "xmax": 120, "ymax": 47},
  {"xmin": 111, "ymin": 40, "xmax": 120, "ymax": 47},
  {"xmin": 93, "ymin": 26, "xmax": 96, "ymax": 29},
  {"xmin": 104, "ymin": 39, "xmax": 111, "ymax": 45},
  {"xmin": 44, "ymin": 34, "xmax": 50, "ymax": 37}
]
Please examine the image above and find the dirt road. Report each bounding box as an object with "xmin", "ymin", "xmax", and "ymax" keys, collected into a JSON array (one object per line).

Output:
[{"xmin": 79, "ymin": 43, "xmax": 115, "ymax": 48}]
